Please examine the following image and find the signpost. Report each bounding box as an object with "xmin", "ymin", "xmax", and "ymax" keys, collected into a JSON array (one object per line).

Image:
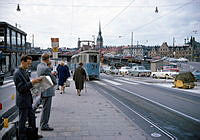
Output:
[{"xmin": 51, "ymin": 38, "xmax": 59, "ymax": 59}]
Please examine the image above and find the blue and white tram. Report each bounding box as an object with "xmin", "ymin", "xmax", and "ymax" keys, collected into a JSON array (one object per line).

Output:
[{"xmin": 71, "ymin": 50, "xmax": 100, "ymax": 79}]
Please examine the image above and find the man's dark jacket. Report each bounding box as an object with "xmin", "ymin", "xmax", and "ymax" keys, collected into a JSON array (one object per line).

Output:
[{"xmin": 13, "ymin": 68, "xmax": 33, "ymax": 108}]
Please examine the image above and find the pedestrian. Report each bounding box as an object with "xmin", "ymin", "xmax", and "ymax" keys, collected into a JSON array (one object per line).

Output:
[
  {"xmin": 57, "ymin": 61, "xmax": 70, "ymax": 94},
  {"xmin": 56, "ymin": 62, "xmax": 61, "ymax": 90},
  {"xmin": 73, "ymin": 62, "xmax": 87, "ymax": 96},
  {"xmin": 37, "ymin": 53, "xmax": 57, "ymax": 131},
  {"xmin": 13, "ymin": 55, "xmax": 43, "ymax": 140}
]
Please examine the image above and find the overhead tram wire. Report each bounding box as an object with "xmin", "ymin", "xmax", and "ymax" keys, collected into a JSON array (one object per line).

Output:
[
  {"xmin": 131, "ymin": 0, "xmax": 195, "ymax": 33},
  {"xmin": 102, "ymin": 0, "xmax": 136, "ymax": 30},
  {"xmin": 0, "ymin": 2, "xmax": 198, "ymax": 8},
  {"xmin": 115, "ymin": 0, "xmax": 196, "ymax": 38}
]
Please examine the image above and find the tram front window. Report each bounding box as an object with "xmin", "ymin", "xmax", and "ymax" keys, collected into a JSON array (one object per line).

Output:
[{"xmin": 89, "ymin": 55, "xmax": 97, "ymax": 63}]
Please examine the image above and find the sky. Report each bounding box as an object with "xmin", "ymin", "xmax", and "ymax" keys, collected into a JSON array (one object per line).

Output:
[{"xmin": 0, "ymin": 0, "xmax": 200, "ymax": 49}]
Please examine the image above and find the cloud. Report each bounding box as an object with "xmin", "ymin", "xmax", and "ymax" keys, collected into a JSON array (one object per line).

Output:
[{"xmin": 0, "ymin": 0, "xmax": 199, "ymax": 48}]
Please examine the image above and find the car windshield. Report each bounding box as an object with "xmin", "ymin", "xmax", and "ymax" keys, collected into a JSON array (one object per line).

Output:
[{"xmin": 138, "ymin": 66, "xmax": 145, "ymax": 70}]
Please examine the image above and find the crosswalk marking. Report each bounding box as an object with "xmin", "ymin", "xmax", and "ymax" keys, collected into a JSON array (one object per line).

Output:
[
  {"xmin": 102, "ymin": 79, "xmax": 122, "ymax": 86},
  {"xmin": 3, "ymin": 80, "xmax": 13, "ymax": 84},
  {"xmin": 122, "ymin": 77, "xmax": 150, "ymax": 85},
  {"xmin": 93, "ymin": 80, "xmax": 107, "ymax": 85},
  {"xmin": 114, "ymin": 79, "xmax": 138, "ymax": 85}
]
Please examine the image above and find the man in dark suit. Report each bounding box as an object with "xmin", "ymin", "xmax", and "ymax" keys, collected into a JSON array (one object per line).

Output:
[
  {"xmin": 37, "ymin": 53, "xmax": 57, "ymax": 131},
  {"xmin": 13, "ymin": 55, "xmax": 43, "ymax": 140}
]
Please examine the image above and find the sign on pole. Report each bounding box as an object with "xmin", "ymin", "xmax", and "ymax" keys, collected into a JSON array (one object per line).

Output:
[
  {"xmin": 51, "ymin": 38, "xmax": 59, "ymax": 59},
  {"xmin": 51, "ymin": 38, "xmax": 59, "ymax": 52}
]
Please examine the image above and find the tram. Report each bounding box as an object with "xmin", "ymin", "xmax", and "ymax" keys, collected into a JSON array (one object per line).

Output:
[{"xmin": 71, "ymin": 50, "xmax": 100, "ymax": 79}]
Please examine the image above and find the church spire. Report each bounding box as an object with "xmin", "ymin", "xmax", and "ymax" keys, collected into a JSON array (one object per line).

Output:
[
  {"xmin": 99, "ymin": 21, "xmax": 101, "ymax": 35},
  {"xmin": 96, "ymin": 21, "xmax": 103, "ymax": 49}
]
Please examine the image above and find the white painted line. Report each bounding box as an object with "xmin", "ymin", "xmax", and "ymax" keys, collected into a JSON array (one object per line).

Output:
[
  {"xmin": 100, "ymin": 88, "xmax": 175, "ymax": 140},
  {"xmin": 92, "ymin": 80, "xmax": 107, "ymax": 86},
  {"xmin": 115, "ymin": 85, "xmax": 200, "ymax": 124},
  {"xmin": 114, "ymin": 79, "xmax": 139, "ymax": 85},
  {"xmin": 0, "ymin": 82, "xmax": 14, "ymax": 88},
  {"xmin": 4, "ymin": 79, "xmax": 13, "ymax": 84},
  {"xmin": 122, "ymin": 77, "xmax": 154, "ymax": 85},
  {"xmin": 102, "ymin": 79, "xmax": 122, "ymax": 86}
]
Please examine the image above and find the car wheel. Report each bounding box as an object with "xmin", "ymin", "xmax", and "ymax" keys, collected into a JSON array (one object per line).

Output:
[{"xmin": 0, "ymin": 81, "xmax": 3, "ymax": 86}]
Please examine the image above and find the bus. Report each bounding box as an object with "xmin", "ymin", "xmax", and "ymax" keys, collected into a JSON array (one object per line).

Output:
[{"xmin": 71, "ymin": 50, "xmax": 100, "ymax": 79}]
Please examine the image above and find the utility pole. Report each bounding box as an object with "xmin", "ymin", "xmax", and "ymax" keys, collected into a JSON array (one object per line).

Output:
[
  {"xmin": 173, "ymin": 37, "xmax": 175, "ymax": 47},
  {"xmin": 32, "ymin": 34, "xmax": 34, "ymax": 48},
  {"xmin": 131, "ymin": 32, "xmax": 133, "ymax": 57}
]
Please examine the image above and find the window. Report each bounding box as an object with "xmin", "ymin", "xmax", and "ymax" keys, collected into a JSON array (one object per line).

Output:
[
  {"xmin": 22, "ymin": 35, "xmax": 25, "ymax": 46},
  {"xmin": 17, "ymin": 33, "xmax": 21, "ymax": 46},
  {"xmin": 0, "ymin": 28, "xmax": 5, "ymax": 46},
  {"xmin": 7, "ymin": 28, "xmax": 10, "ymax": 45},
  {"xmin": 89, "ymin": 55, "xmax": 97, "ymax": 63},
  {"xmin": 12, "ymin": 30, "xmax": 16, "ymax": 45},
  {"xmin": 76, "ymin": 56, "xmax": 80, "ymax": 63}
]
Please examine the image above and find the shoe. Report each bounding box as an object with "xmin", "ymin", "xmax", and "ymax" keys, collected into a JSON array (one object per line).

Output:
[
  {"xmin": 37, "ymin": 134, "xmax": 43, "ymax": 139},
  {"xmin": 41, "ymin": 127, "xmax": 54, "ymax": 131}
]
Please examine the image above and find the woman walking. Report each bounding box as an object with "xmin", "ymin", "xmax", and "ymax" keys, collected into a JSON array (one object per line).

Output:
[
  {"xmin": 73, "ymin": 62, "xmax": 87, "ymax": 96},
  {"xmin": 57, "ymin": 61, "xmax": 70, "ymax": 94}
]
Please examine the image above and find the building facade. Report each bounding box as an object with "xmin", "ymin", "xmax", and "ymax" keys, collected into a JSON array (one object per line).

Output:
[
  {"xmin": 148, "ymin": 37, "xmax": 200, "ymax": 61},
  {"xmin": 0, "ymin": 22, "xmax": 27, "ymax": 74}
]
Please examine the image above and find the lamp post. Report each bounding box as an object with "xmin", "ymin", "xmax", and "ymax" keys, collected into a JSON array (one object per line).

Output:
[{"xmin": 92, "ymin": 35, "xmax": 95, "ymax": 49}]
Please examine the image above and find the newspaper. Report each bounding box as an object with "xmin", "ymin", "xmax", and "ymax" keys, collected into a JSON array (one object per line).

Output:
[{"xmin": 30, "ymin": 76, "xmax": 54, "ymax": 95}]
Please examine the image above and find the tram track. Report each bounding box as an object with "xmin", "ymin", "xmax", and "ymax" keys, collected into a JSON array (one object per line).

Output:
[{"xmin": 90, "ymin": 80, "xmax": 200, "ymax": 140}]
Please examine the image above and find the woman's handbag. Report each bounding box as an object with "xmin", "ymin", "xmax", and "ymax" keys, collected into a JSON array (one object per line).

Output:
[{"xmin": 65, "ymin": 80, "xmax": 70, "ymax": 87}]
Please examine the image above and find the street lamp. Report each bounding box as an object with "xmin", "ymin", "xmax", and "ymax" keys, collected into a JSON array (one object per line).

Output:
[
  {"xmin": 16, "ymin": 4, "xmax": 21, "ymax": 12},
  {"xmin": 155, "ymin": 6, "xmax": 158, "ymax": 13},
  {"xmin": 92, "ymin": 35, "xmax": 95, "ymax": 49}
]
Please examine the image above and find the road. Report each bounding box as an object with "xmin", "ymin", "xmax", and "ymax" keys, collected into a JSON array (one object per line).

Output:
[
  {"xmin": 1, "ymin": 72, "xmax": 200, "ymax": 139},
  {"xmin": 0, "ymin": 76, "xmax": 16, "ymax": 116},
  {"xmin": 89, "ymin": 73, "xmax": 200, "ymax": 140}
]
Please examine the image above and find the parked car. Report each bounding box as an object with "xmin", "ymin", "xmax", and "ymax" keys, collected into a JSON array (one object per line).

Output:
[
  {"xmin": 119, "ymin": 66, "xmax": 131, "ymax": 75},
  {"xmin": 128, "ymin": 63, "xmax": 137, "ymax": 68},
  {"xmin": 128, "ymin": 66, "xmax": 151, "ymax": 77},
  {"xmin": 151, "ymin": 69, "xmax": 179, "ymax": 79},
  {"xmin": 192, "ymin": 70, "xmax": 200, "ymax": 81},
  {"xmin": 102, "ymin": 66, "xmax": 111, "ymax": 74},
  {"xmin": 0, "ymin": 71, "xmax": 5, "ymax": 86},
  {"xmin": 110, "ymin": 66, "xmax": 119, "ymax": 74}
]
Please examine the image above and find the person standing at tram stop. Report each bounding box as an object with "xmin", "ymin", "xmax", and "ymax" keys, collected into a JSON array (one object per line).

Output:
[
  {"xmin": 57, "ymin": 61, "xmax": 70, "ymax": 94},
  {"xmin": 13, "ymin": 55, "xmax": 43, "ymax": 140},
  {"xmin": 56, "ymin": 62, "xmax": 61, "ymax": 90},
  {"xmin": 73, "ymin": 62, "xmax": 88, "ymax": 96},
  {"xmin": 37, "ymin": 53, "xmax": 57, "ymax": 131}
]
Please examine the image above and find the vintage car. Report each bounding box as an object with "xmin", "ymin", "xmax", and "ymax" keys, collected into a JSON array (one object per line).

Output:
[
  {"xmin": 119, "ymin": 66, "xmax": 131, "ymax": 75},
  {"xmin": 192, "ymin": 70, "xmax": 200, "ymax": 81},
  {"xmin": 110, "ymin": 66, "xmax": 119, "ymax": 74},
  {"xmin": 102, "ymin": 66, "xmax": 111, "ymax": 74},
  {"xmin": 128, "ymin": 66, "xmax": 151, "ymax": 77},
  {"xmin": 151, "ymin": 69, "xmax": 179, "ymax": 79}
]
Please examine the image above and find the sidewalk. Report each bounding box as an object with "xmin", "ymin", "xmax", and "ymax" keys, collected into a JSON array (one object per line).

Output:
[{"xmin": 36, "ymin": 79, "xmax": 151, "ymax": 140}]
